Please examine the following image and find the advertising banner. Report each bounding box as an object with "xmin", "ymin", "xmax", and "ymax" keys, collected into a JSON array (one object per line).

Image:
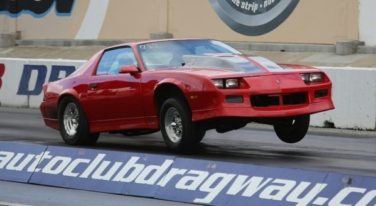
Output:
[
  {"xmin": 0, "ymin": 58, "xmax": 85, "ymax": 107},
  {"xmin": 0, "ymin": 141, "xmax": 375, "ymax": 206}
]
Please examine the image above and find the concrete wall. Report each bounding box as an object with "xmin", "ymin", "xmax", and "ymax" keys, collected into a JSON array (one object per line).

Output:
[
  {"xmin": 0, "ymin": 58, "xmax": 85, "ymax": 108},
  {"xmin": 359, "ymin": 0, "xmax": 376, "ymax": 46},
  {"xmin": 0, "ymin": 58, "xmax": 375, "ymax": 130},
  {"xmin": 168, "ymin": 0, "xmax": 359, "ymax": 44},
  {"xmin": 0, "ymin": 0, "xmax": 362, "ymax": 45},
  {"xmin": 311, "ymin": 67, "xmax": 376, "ymax": 130}
]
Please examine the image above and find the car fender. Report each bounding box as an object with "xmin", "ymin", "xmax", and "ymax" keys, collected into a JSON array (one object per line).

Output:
[
  {"xmin": 153, "ymin": 76, "xmax": 219, "ymax": 116},
  {"xmin": 154, "ymin": 78, "xmax": 190, "ymax": 94},
  {"xmin": 58, "ymin": 89, "xmax": 80, "ymax": 103},
  {"xmin": 153, "ymin": 78, "xmax": 191, "ymax": 109}
]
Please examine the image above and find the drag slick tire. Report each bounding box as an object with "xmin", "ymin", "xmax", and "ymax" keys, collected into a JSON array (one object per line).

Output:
[
  {"xmin": 160, "ymin": 97, "xmax": 205, "ymax": 151},
  {"xmin": 273, "ymin": 115, "xmax": 310, "ymax": 143},
  {"xmin": 58, "ymin": 97, "xmax": 99, "ymax": 145}
]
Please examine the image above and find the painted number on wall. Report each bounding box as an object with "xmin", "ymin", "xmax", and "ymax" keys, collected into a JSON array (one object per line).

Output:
[{"xmin": 0, "ymin": 0, "xmax": 75, "ymax": 15}]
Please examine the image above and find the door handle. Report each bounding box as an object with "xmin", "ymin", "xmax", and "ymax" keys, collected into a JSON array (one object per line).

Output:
[{"xmin": 89, "ymin": 83, "xmax": 97, "ymax": 90}]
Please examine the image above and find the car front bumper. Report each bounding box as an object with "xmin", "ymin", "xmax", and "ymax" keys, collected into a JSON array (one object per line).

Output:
[{"xmin": 190, "ymin": 79, "xmax": 334, "ymax": 121}]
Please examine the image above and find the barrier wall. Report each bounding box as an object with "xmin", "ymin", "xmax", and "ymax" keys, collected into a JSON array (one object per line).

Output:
[
  {"xmin": 0, "ymin": 0, "xmax": 360, "ymax": 45},
  {"xmin": 311, "ymin": 67, "xmax": 376, "ymax": 130},
  {"xmin": 359, "ymin": 0, "xmax": 376, "ymax": 46},
  {"xmin": 0, "ymin": 58, "xmax": 375, "ymax": 130},
  {"xmin": 1, "ymin": 141, "xmax": 375, "ymax": 206},
  {"xmin": 0, "ymin": 58, "xmax": 85, "ymax": 108}
]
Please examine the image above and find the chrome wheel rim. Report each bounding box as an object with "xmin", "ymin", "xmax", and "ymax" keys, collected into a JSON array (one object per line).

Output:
[
  {"xmin": 164, "ymin": 107, "xmax": 183, "ymax": 143},
  {"xmin": 63, "ymin": 102, "xmax": 79, "ymax": 137}
]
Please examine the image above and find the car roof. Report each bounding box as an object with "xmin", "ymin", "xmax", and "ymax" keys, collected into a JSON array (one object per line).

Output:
[{"xmin": 105, "ymin": 38, "xmax": 212, "ymax": 50}]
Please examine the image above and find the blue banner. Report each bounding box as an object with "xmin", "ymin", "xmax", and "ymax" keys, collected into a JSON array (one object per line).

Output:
[
  {"xmin": 0, "ymin": 142, "xmax": 47, "ymax": 182},
  {"xmin": 0, "ymin": 141, "xmax": 375, "ymax": 206}
]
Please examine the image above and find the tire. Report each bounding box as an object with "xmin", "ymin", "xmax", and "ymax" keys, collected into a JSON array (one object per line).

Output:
[
  {"xmin": 58, "ymin": 97, "xmax": 99, "ymax": 145},
  {"xmin": 160, "ymin": 97, "xmax": 205, "ymax": 151},
  {"xmin": 194, "ymin": 126, "xmax": 206, "ymax": 144},
  {"xmin": 273, "ymin": 115, "xmax": 310, "ymax": 143}
]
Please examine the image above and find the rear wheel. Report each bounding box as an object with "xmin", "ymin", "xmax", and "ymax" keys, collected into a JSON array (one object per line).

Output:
[
  {"xmin": 273, "ymin": 115, "xmax": 310, "ymax": 143},
  {"xmin": 58, "ymin": 97, "xmax": 99, "ymax": 145},
  {"xmin": 160, "ymin": 97, "xmax": 205, "ymax": 151}
]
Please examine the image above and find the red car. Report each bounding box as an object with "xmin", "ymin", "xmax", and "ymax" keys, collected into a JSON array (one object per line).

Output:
[{"xmin": 40, "ymin": 39, "xmax": 334, "ymax": 151}]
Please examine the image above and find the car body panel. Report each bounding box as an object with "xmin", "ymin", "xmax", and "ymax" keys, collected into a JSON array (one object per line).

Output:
[{"xmin": 40, "ymin": 39, "xmax": 334, "ymax": 134}]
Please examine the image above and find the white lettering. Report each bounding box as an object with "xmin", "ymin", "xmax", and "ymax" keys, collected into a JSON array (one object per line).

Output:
[
  {"xmin": 356, "ymin": 190, "xmax": 376, "ymax": 206},
  {"xmin": 328, "ymin": 187, "xmax": 367, "ymax": 206},
  {"xmin": 27, "ymin": 151, "xmax": 52, "ymax": 172},
  {"xmin": 157, "ymin": 168, "xmax": 187, "ymax": 187},
  {"xmin": 113, "ymin": 157, "xmax": 144, "ymax": 183},
  {"xmin": 0, "ymin": 151, "xmax": 15, "ymax": 169},
  {"xmin": 80, "ymin": 154, "xmax": 106, "ymax": 178},
  {"xmin": 91, "ymin": 161, "xmax": 123, "ymax": 181},
  {"xmin": 286, "ymin": 182, "xmax": 327, "ymax": 206},
  {"xmin": 232, "ymin": 0, "xmax": 240, "ymax": 7},
  {"xmin": 135, "ymin": 160, "xmax": 173, "ymax": 185},
  {"xmin": 176, "ymin": 170, "xmax": 209, "ymax": 191},
  {"xmin": 227, "ymin": 175, "xmax": 272, "ymax": 197},
  {"xmin": 42, "ymin": 156, "xmax": 72, "ymax": 175},
  {"xmin": 62, "ymin": 158, "xmax": 90, "ymax": 177},
  {"xmin": 259, "ymin": 179, "xmax": 296, "ymax": 201},
  {"xmin": 5, "ymin": 153, "xmax": 34, "ymax": 171},
  {"xmin": 194, "ymin": 173, "xmax": 235, "ymax": 204},
  {"xmin": 3, "ymin": 150, "xmax": 375, "ymax": 206}
]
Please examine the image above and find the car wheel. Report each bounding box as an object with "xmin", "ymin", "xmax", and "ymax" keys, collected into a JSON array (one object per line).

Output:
[
  {"xmin": 160, "ymin": 97, "xmax": 204, "ymax": 151},
  {"xmin": 273, "ymin": 115, "xmax": 310, "ymax": 143},
  {"xmin": 58, "ymin": 97, "xmax": 99, "ymax": 145}
]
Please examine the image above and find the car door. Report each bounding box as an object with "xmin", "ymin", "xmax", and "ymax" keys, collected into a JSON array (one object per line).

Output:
[{"xmin": 86, "ymin": 47, "xmax": 143, "ymax": 122}]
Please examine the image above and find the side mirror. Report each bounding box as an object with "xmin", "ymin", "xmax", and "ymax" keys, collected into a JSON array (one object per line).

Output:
[{"xmin": 119, "ymin": 65, "xmax": 139, "ymax": 75}]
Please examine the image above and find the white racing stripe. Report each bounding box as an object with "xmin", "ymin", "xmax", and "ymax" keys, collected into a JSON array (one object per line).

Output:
[{"xmin": 75, "ymin": 0, "xmax": 110, "ymax": 39}]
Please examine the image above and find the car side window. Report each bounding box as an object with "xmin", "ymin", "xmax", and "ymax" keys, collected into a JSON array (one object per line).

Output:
[{"xmin": 96, "ymin": 47, "xmax": 137, "ymax": 75}]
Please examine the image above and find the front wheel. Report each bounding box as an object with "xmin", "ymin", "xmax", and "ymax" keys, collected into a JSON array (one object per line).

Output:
[
  {"xmin": 160, "ymin": 98, "xmax": 205, "ymax": 151},
  {"xmin": 58, "ymin": 97, "xmax": 99, "ymax": 145},
  {"xmin": 273, "ymin": 115, "xmax": 310, "ymax": 143}
]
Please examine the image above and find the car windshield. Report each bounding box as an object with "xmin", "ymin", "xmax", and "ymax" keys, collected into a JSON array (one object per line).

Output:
[{"xmin": 138, "ymin": 40, "xmax": 242, "ymax": 70}]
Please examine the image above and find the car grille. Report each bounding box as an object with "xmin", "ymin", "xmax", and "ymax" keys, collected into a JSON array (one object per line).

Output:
[{"xmin": 251, "ymin": 92, "xmax": 307, "ymax": 107}]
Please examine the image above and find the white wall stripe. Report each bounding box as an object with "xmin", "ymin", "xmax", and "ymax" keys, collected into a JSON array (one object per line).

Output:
[
  {"xmin": 75, "ymin": 0, "xmax": 110, "ymax": 39},
  {"xmin": 359, "ymin": 0, "xmax": 376, "ymax": 46}
]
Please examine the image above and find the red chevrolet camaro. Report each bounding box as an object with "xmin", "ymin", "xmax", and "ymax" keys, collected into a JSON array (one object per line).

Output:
[{"xmin": 40, "ymin": 39, "xmax": 334, "ymax": 151}]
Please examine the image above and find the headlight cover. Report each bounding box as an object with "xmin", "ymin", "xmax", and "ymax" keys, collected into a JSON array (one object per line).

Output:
[
  {"xmin": 301, "ymin": 73, "xmax": 324, "ymax": 84},
  {"xmin": 225, "ymin": 79, "xmax": 239, "ymax": 88},
  {"xmin": 212, "ymin": 78, "xmax": 240, "ymax": 89},
  {"xmin": 212, "ymin": 79, "xmax": 224, "ymax": 88}
]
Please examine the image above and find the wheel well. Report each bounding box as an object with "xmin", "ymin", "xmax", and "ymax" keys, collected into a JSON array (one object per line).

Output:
[
  {"xmin": 58, "ymin": 94, "xmax": 77, "ymax": 106},
  {"xmin": 154, "ymin": 84, "xmax": 190, "ymax": 114},
  {"xmin": 56, "ymin": 94, "xmax": 75, "ymax": 117}
]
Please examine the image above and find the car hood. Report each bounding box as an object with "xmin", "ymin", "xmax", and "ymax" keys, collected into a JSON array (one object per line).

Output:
[
  {"xmin": 169, "ymin": 54, "xmax": 320, "ymax": 79},
  {"xmin": 173, "ymin": 68, "xmax": 248, "ymax": 78}
]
